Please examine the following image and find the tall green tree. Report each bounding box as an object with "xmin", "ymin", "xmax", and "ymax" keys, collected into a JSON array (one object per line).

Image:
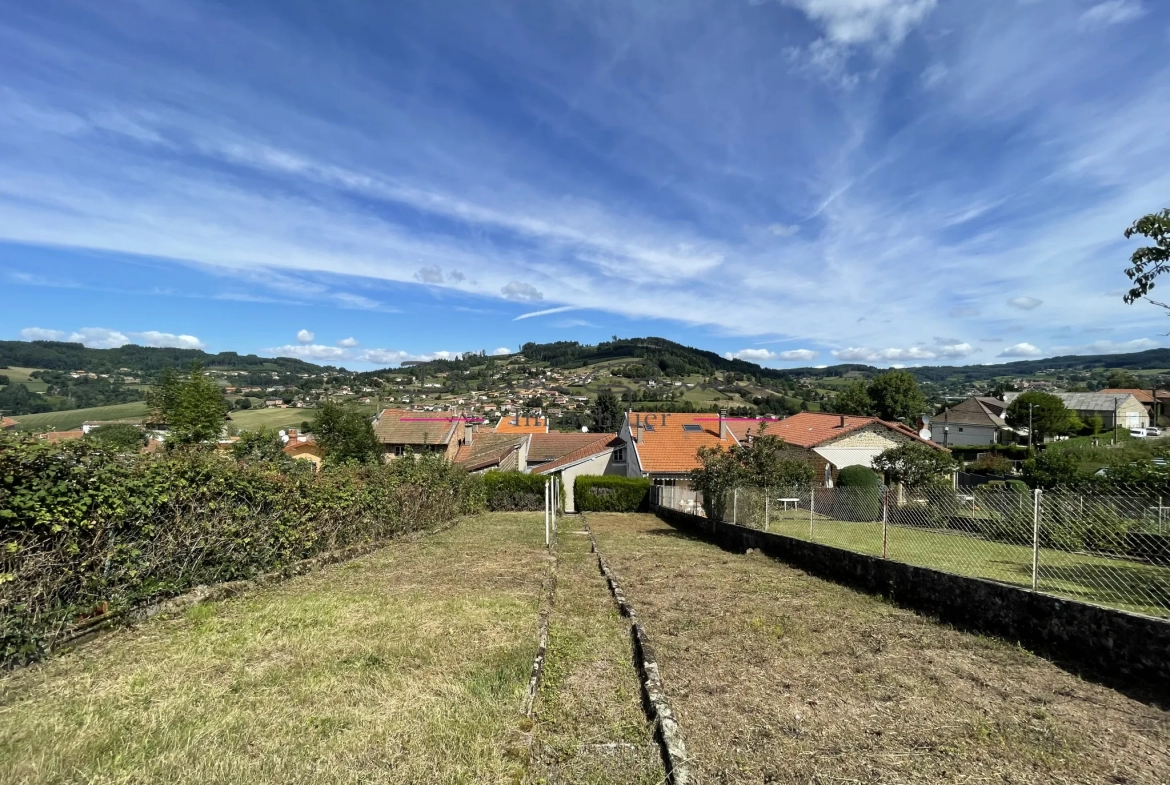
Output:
[
  {"xmin": 590, "ymin": 391, "xmax": 621, "ymax": 432},
  {"xmin": 832, "ymin": 380, "xmax": 876, "ymax": 416},
  {"xmin": 1122, "ymin": 208, "xmax": 1170, "ymax": 307},
  {"xmin": 867, "ymin": 370, "xmax": 926, "ymax": 423},
  {"xmin": 1104, "ymin": 369, "xmax": 1141, "ymax": 389},
  {"xmin": 146, "ymin": 363, "xmax": 228, "ymax": 444},
  {"xmin": 690, "ymin": 429, "xmax": 814, "ymax": 519},
  {"xmin": 312, "ymin": 402, "xmax": 381, "ymax": 465},
  {"xmin": 1004, "ymin": 391, "xmax": 1076, "ymax": 442},
  {"xmin": 232, "ymin": 428, "xmax": 289, "ymax": 464}
]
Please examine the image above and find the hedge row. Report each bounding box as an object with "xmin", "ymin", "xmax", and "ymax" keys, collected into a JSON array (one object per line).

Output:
[
  {"xmin": 1, "ymin": 436, "xmax": 485, "ymax": 665},
  {"xmin": 575, "ymin": 475, "xmax": 651, "ymax": 512},
  {"xmin": 482, "ymin": 470, "xmax": 551, "ymax": 511}
]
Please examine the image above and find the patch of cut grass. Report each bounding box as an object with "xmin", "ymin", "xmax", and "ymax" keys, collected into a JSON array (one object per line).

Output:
[
  {"xmin": 527, "ymin": 525, "xmax": 660, "ymax": 784},
  {"xmin": 588, "ymin": 512, "xmax": 1170, "ymax": 785},
  {"xmin": 0, "ymin": 513, "xmax": 550, "ymax": 785}
]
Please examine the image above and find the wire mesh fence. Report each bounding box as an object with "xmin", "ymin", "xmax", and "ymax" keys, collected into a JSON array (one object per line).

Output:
[{"xmin": 652, "ymin": 482, "xmax": 1170, "ymax": 619}]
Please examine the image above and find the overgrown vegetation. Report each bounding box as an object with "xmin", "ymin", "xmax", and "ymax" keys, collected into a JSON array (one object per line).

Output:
[
  {"xmin": 311, "ymin": 401, "xmax": 382, "ymax": 464},
  {"xmin": 574, "ymin": 475, "xmax": 651, "ymax": 512},
  {"xmin": 691, "ymin": 431, "xmax": 815, "ymax": 520},
  {"xmin": 0, "ymin": 434, "xmax": 484, "ymax": 665}
]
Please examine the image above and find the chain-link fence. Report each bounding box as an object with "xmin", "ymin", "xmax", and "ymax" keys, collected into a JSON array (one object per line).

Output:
[{"xmin": 652, "ymin": 482, "xmax": 1170, "ymax": 619}]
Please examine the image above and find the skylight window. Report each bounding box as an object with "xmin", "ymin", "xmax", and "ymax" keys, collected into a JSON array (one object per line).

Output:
[{"xmin": 682, "ymin": 424, "xmax": 703, "ymax": 432}]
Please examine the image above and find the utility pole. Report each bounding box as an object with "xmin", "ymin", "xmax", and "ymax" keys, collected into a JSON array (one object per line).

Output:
[
  {"xmin": 1028, "ymin": 403, "xmax": 1035, "ymax": 451},
  {"xmin": 1113, "ymin": 396, "xmax": 1119, "ymax": 445}
]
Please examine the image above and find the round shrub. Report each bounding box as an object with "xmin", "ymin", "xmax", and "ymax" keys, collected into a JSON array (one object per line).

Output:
[{"xmin": 833, "ymin": 465, "xmax": 882, "ymax": 521}]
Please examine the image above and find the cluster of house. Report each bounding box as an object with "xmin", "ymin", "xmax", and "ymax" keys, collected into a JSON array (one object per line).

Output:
[
  {"xmin": 372, "ymin": 407, "xmax": 943, "ymax": 511},
  {"xmin": 929, "ymin": 388, "xmax": 1161, "ymax": 447}
]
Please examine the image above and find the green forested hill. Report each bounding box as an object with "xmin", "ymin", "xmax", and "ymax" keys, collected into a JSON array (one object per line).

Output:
[{"xmin": 0, "ymin": 341, "xmax": 335, "ymax": 375}]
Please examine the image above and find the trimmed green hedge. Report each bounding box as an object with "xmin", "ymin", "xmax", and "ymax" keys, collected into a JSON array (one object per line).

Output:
[
  {"xmin": 834, "ymin": 465, "xmax": 882, "ymax": 521},
  {"xmin": 575, "ymin": 475, "xmax": 651, "ymax": 512},
  {"xmin": 1, "ymin": 435, "xmax": 485, "ymax": 666},
  {"xmin": 482, "ymin": 470, "xmax": 549, "ymax": 511}
]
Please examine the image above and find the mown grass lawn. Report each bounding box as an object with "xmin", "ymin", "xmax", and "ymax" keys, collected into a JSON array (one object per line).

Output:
[
  {"xmin": 589, "ymin": 513, "xmax": 1170, "ymax": 785},
  {"xmin": 0, "ymin": 513, "xmax": 551, "ymax": 785},
  {"xmin": 756, "ymin": 512, "xmax": 1170, "ymax": 618}
]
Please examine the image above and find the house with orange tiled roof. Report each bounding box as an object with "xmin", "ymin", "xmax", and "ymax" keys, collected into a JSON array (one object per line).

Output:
[
  {"xmin": 453, "ymin": 429, "xmax": 530, "ymax": 473},
  {"xmin": 526, "ymin": 431, "xmax": 622, "ymax": 511},
  {"xmin": 617, "ymin": 409, "xmax": 946, "ymax": 491},
  {"xmin": 373, "ymin": 408, "xmax": 468, "ymax": 460},
  {"xmin": 0, "ymin": 416, "xmax": 17, "ymax": 431},
  {"xmin": 494, "ymin": 415, "xmax": 548, "ymax": 434}
]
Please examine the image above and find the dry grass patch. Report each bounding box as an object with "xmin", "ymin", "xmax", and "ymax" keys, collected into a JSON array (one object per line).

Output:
[
  {"xmin": 589, "ymin": 513, "xmax": 1170, "ymax": 784},
  {"xmin": 526, "ymin": 526, "xmax": 661, "ymax": 784},
  {"xmin": 0, "ymin": 513, "xmax": 550, "ymax": 785}
]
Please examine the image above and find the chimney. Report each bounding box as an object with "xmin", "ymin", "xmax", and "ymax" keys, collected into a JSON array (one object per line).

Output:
[
  {"xmin": 839, "ymin": 415, "xmax": 846, "ymax": 428},
  {"xmin": 636, "ymin": 424, "xmax": 644, "ymax": 444},
  {"xmin": 719, "ymin": 408, "xmax": 729, "ymax": 440},
  {"xmin": 466, "ymin": 421, "xmax": 473, "ymax": 446}
]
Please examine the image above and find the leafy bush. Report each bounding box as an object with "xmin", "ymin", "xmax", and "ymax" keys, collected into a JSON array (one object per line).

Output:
[
  {"xmin": 965, "ymin": 453, "xmax": 1014, "ymax": 476},
  {"xmin": 482, "ymin": 470, "xmax": 548, "ymax": 511},
  {"xmin": 977, "ymin": 480, "xmax": 1034, "ymax": 544},
  {"xmin": 0, "ymin": 434, "xmax": 484, "ymax": 665},
  {"xmin": 834, "ymin": 466, "xmax": 882, "ymax": 521},
  {"xmin": 575, "ymin": 475, "xmax": 651, "ymax": 512},
  {"xmin": 84, "ymin": 424, "xmax": 147, "ymax": 452},
  {"xmin": 836, "ymin": 465, "xmax": 881, "ymax": 487}
]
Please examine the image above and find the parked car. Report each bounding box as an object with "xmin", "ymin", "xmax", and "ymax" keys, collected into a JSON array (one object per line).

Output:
[
  {"xmin": 1146, "ymin": 427, "xmax": 1163, "ymax": 437},
  {"xmin": 1130, "ymin": 428, "xmax": 1149, "ymax": 438}
]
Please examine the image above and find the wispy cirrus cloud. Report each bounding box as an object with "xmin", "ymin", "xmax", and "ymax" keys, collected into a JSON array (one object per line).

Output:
[{"xmin": 0, "ymin": 1, "xmax": 1168, "ymax": 366}]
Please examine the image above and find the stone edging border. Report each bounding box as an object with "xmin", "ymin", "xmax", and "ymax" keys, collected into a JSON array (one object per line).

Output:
[
  {"xmin": 584, "ymin": 517, "xmax": 692, "ymax": 785},
  {"xmin": 522, "ymin": 551, "xmax": 558, "ymax": 718},
  {"xmin": 10, "ymin": 519, "xmax": 464, "ymax": 673}
]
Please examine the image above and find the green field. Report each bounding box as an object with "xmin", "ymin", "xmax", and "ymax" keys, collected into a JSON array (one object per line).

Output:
[
  {"xmin": 0, "ymin": 367, "xmax": 49, "ymax": 393},
  {"xmin": 11, "ymin": 402, "xmax": 150, "ymax": 432},
  {"xmin": 228, "ymin": 407, "xmax": 319, "ymax": 432}
]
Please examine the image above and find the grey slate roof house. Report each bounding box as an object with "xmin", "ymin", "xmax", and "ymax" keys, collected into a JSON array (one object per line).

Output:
[
  {"xmin": 930, "ymin": 397, "xmax": 1009, "ymax": 446},
  {"xmin": 1002, "ymin": 392, "xmax": 1148, "ymax": 431}
]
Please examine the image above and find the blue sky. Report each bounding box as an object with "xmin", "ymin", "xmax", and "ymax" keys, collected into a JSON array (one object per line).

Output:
[{"xmin": 1, "ymin": 0, "xmax": 1168, "ymax": 369}]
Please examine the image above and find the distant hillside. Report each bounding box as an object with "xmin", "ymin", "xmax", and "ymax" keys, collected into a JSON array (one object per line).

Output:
[
  {"xmin": 518, "ymin": 338, "xmax": 1170, "ymax": 383},
  {"xmin": 0, "ymin": 341, "xmax": 336, "ymax": 375}
]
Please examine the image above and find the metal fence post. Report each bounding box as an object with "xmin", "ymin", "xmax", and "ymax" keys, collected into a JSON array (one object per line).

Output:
[
  {"xmin": 733, "ymin": 487, "xmax": 738, "ymax": 525},
  {"xmin": 881, "ymin": 486, "xmax": 888, "ymax": 559},
  {"xmin": 544, "ymin": 480, "xmax": 550, "ymax": 548},
  {"xmin": 552, "ymin": 476, "xmax": 557, "ymax": 533},
  {"xmin": 764, "ymin": 487, "xmax": 770, "ymax": 532},
  {"xmin": 1031, "ymin": 488, "xmax": 1041, "ymax": 590},
  {"xmin": 809, "ymin": 486, "xmax": 815, "ymax": 541}
]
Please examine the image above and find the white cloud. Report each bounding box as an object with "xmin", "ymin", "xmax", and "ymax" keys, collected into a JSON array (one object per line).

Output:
[
  {"xmin": 296, "ymin": 329, "xmax": 315, "ymax": 343},
  {"xmin": 779, "ymin": 348, "xmax": 819, "ymax": 361},
  {"xmin": 267, "ymin": 343, "xmax": 348, "ymax": 360},
  {"xmin": 832, "ymin": 342, "xmax": 974, "ymax": 362},
  {"xmin": 1007, "ymin": 297, "xmax": 1043, "ymax": 310},
  {"xmin": 337, "ymin": 337, "xmax": 360, "ymax": 347},
  {"xmin": 767, "ymin": 223, "xmax": 800, "ymax": 237},
  {"xmin": 513, "ymin": 305, "xmax": 579, "ymax": 320},
  {"xmin": 1079, "ymin": 0, "xmax": 1144, "ymax": 30},
  {"xmin": 68, "ymin": 327, "xmax": 131, "ymax": 349},
  {"xmin": 20, "ymin": 327, "xmax": 67, "ymax": 341},
  {"xmin": 784, "ymin": 0, "xmax": 938, "ymax": 46},
  {"xmin": 1052, "ymin": 338, "xmax": 1159, "ymax": 355},
  {"xmin": 921, "ymin": 63, "xmax": 948, "ymax": 88},
  {"xmin": 998, "ymin": 342, "xmax": 1043, "ymax": 358},
  {"xmin": 724, "ymin": 348, "xmax": 778, "ymax": 362},
  {"xmin": 492, "ymin": 347, "xmax": 512, "ymax": 356},
  {"xmin": 20, "ymin": 326, "xmax": 203, "ymax": 349},
  {"xmin": 501, "ymin": 281, "xmax": 544, "ymax": 302},
  {"xmin": 414, "ymin": 265, "xmax": 445, "ymax": 284},
  {"xmin": 132, "ymin": 331, "xmax": 205, "ymax": 349}
]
